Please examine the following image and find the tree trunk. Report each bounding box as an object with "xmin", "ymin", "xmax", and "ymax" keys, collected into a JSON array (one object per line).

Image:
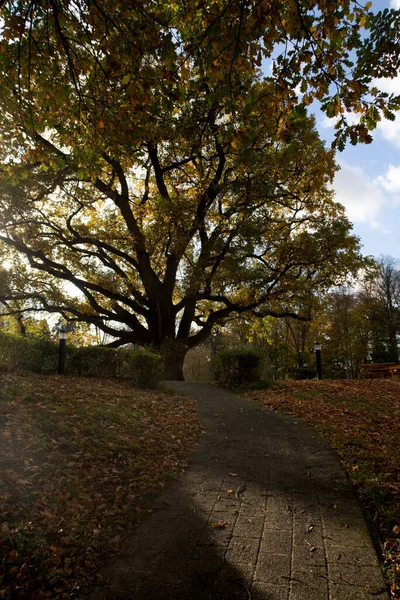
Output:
[{"xmin": 163, "ymin": 352, "xmax": 185, "ymax": 381}]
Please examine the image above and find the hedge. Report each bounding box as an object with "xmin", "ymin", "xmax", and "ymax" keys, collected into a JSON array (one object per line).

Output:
[
  {"xmin": 66, "ymin": 346, "xmax": 164, "ymax": 388},
  {"xmin": 215, "ymin": 349, "xmax": 264, "ymax": 387},
  {"xmin": 0, "ymin": 331, "xmax": 58, "ymax": 373},
  {"xmin": 0, "ymin": 331, "xmax": 163, "ymax": 388}
]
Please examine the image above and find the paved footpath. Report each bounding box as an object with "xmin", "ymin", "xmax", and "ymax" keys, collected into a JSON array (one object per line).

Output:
[{"xmin": 84, "ymin": 382, "xmax": 389, "ymax": 600}]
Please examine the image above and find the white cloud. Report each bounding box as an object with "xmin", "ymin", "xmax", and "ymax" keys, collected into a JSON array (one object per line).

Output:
[
  {"xmin": 377, "ymin": 115, "xmax": 400, "ymax": 148},
  {"xmin": 332, "ymin": 163, "xmax": 387, "ymax": 227},
  {"xmin": 390, "ymin": 0, "xmax": 400, "ymax": 8},
  {"xmin": 371, "ymin": 75, "xmax": 400, "ymax": 147},
  {"xmin": 333, "ymin": 162, "xmax": 400, "ymax": 230},
  {"xmin": 321, "ymin": 112, "xmax": 361, "ymax": 130},
  {"xmin": 377, "ymin": 164, "xmax": 400, "ymax": 194},
  {"xmin": 372, "ymin": 76, "xmax": 400, "ymax": 96}
]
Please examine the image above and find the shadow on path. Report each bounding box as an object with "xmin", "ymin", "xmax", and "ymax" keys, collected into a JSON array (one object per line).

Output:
[{"xmin": 81, "ymin": 382, "xmax": 388, "ymax": 600}]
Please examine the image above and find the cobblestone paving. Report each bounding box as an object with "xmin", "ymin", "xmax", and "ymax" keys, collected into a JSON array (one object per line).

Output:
[{"xmin": 83, "ymin": 382, "xmax": 389, "ymax": 600}]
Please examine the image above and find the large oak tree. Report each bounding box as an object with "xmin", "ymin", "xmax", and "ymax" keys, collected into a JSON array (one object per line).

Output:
[{"xmin": 0, "ymin": 0, "xmax": 399, "ymax": 378}]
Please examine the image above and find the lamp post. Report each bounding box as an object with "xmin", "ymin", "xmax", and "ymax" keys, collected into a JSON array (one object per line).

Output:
[
  {"xmin": 57, "ymin": 328, "xmax": 67, "ymax": 375},
  {"xmin": 315, "ymin": 342, "xmax": 322, "ymax": 380}
]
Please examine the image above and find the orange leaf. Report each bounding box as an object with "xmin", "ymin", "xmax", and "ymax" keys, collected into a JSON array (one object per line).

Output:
[
  {"xmin": 111, "ymin": 535, "xmax": 121, "ymax": 544},
  {"xmin": 211, "ymin": 521, "xmax": 227, "ymax": 529}
]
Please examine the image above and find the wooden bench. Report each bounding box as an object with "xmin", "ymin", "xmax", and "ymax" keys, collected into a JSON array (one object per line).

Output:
[
  {"xmin": 388, "ymin": 365, "xmax": 400, "ymax": 379},
  {"xmin": 360, "ymin": 363, "xmax": 396, "ymax": 379}
]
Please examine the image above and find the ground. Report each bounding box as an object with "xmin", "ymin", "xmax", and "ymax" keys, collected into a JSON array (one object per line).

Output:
[
  {"xmin": 0, "ymin": 372, "xmax": 199, "ymax": 599},
  {"xmin": 244, "ymin": 379, "xmax": 400, "ymax": 598},
  {"xmin": 0, "ymin": 374, "xmax": 399, "ymax": 598}
]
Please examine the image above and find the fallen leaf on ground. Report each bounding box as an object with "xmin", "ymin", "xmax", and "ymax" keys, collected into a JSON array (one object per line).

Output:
[{"xmin": 211, "ymin": 521, "xmax": 227, "ymax": 529}]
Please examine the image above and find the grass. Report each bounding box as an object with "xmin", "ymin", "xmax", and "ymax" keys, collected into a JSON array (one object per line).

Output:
[
  {"xmin": 244, "ymin": 379, "xmax": 400, "ymax": 599},
  {"xmin": 0, "ymin": 372, "xmax": 199, "ymax": 599}
]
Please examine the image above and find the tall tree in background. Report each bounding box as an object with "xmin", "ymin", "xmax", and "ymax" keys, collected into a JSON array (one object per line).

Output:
[
  {"xmin": 320, "ymin": 287, "xmax": 370, "ymax": 378},
  {"xmin": 361, "ymin": 257, "xmax": 400, "ymax": 363},
  {"xmin": 0, "ymin": 1, "xmax": 399, "ymax": 378}
]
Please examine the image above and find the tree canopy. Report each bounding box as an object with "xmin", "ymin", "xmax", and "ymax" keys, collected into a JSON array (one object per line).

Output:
[{"xmin": 0, "ymin": 0, "xmax": 399, "ymax": 377}]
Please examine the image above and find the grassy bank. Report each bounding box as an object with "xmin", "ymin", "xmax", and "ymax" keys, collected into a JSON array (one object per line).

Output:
[
  {"xmin": 244, "ymin": 379, "xmax": 400, "ymax": 599},
  {"xmin": 0, "ymin": 373, "xmax": 199, "ymax": 599}
]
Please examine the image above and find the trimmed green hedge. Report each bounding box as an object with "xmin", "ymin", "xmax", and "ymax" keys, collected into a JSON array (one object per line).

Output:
[
  {"xmin": 66, "ymin": 346, "xmax": 163, "ymax": 388},
  {"xmin": 0, "ymin": 331, "xmax": 163, "ymax": 388},
  {"xmin": 215, "ymin": 349, "xmax": 264, "ymax": 387},
  {"xmin": 0, "ymin": 331, "xmax": 58, "ymax": 373}
]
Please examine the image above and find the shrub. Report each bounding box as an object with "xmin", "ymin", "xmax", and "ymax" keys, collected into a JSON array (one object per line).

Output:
[
  {"xmin": 248, "ymin": 378, "xmax": 274, "ymax": 390},
  {"xmin": 215, "ymin": 349, "xmax": 264, "ymax": 387},
  {"xmin": 66, "ymin": 346, "xmax": 164, "ymax": 388},
  {"xmin": 66, "ymin": 346, "xmax": 119, "ymax": 378},
  {"xmin": 0, "ymin": 332, "xmax": 163, "ymax": 388},
  {"xmin": 122, "ymin": 350, "xmax": 164, "ymax": 389},
  {"xmin": 0, "ymin": 331, "xmax": 58, "ymax": 373},
  {"xmin": 291, "ymin": 366, "xmax": 316, "ymax": 380}
]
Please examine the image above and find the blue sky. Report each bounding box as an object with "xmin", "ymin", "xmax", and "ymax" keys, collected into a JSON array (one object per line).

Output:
[{"xmin": 316, "ymin": 0, "xmax": 400, "ymax": 260}]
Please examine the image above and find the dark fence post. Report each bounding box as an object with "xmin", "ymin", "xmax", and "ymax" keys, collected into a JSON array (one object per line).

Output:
[
  {"xmin": 58, "ymin": 330, "xmax": 67, "ymax": 375},
  {"xmin": 315, "ymin": 342, "xmax": 322, "ymax": 380}
]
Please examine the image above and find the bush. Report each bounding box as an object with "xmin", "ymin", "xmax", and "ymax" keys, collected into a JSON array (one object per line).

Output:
[
  {"xmin": 66, "ymin": 346, "xmax": 119, "ymax": 378},
  {"xmin": 66, "ymin": 346, "xmax": 164, "ymax": 388},
  {"xmin": 248, "ymin": 378, "xmax": 274, "ymax": 390},
  {"xmin": 0, "ymin": 331, "xmax": 58, "ymax": 373},
  {"xmin": 291, "ymin": 366, "xmax": 316, "ymax": 380},
  {"xmin": 0, "ymin": 332, "xmax": 163, "ymax": 388},
  {"xmin": 122, "ymin": 350, "xmax": 164, "ymax": 389},
  {"xmin": 215, "ymin": 349, "xmax": 264, "ymax": 387}
]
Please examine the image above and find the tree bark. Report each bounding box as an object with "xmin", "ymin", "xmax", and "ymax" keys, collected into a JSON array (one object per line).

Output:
[{"xmin": 163, "ymin": 352, "xmax": 185, "ymax": 381}]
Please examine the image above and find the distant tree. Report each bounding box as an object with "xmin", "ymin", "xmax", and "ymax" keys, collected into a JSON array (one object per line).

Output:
[
  {"xmin": 361, "ymin": 257, "xmax": 400, "ymax": 363},
  {"xmin": 320, "ymin": 287, "xmax": 370, "ymax": 378}
]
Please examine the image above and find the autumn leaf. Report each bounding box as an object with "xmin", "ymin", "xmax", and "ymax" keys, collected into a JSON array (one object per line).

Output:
[{"xmin": 211, "ymin": 521, "xmax": 227, "ymax": 529}]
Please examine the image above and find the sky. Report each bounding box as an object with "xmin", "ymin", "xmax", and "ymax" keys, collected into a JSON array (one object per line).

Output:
[{"xmin": 315, "ymin": 0, "xmax": 400, "ymax": 261}]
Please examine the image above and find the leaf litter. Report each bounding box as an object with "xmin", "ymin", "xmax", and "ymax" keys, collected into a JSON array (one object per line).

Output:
[{"xmin": 0, "ymin": 372, "xmax": 199, "ymax": 599}]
